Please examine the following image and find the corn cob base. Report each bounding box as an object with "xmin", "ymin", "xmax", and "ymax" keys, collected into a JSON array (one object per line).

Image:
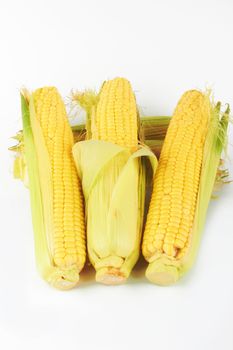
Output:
[
  {"xmin": 96, "ymin": 267, "xmax": 126, "ymax": 285},
  {"xmin": 45, "ymin": 266, "xmax": 81, "ymax": 290},
  {"xmin": 145, "ymin": 257, "xmax": 179, "ymax": 285}
]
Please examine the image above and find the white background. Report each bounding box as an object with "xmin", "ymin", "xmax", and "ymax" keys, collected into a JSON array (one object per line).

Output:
[{"xmin": 0, "ymin": 1, "xmax": 233, "ymax": 349}]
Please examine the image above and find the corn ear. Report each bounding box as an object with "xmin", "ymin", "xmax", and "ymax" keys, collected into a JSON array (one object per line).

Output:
[
  {"xmin": 72, "ymin": 78, "xmax": 157, "ymax": 284},
  {"xmin": 143, "ymin": 91, "xmax": 230, "ymax": 285},
  {"xmin": 20, "ymin": 88, "xmax": 86, "ymax": 290}
]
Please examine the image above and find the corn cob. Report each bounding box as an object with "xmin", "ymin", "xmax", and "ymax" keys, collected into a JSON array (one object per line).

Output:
[
  {"xmin": 72, "ymin": 78, "xmax": 157, "ymax": 284},
  {"xmin": 142, "ymin": 90, "xmax": 229, "ymax": 285},
  {"xmin": 20, "ymin": 87, "xmax": 85, "ymax": 290}
]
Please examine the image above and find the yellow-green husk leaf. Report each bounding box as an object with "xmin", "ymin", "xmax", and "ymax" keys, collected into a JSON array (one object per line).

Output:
[{"xmin": 73, "ymin": 140, "xmax": 157, "ymax": 284}]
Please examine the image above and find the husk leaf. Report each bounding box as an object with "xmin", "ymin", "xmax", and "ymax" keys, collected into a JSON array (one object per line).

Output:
[{"xmin": 73, "ymin": 140, "xmax": 157, "ymax": 283}]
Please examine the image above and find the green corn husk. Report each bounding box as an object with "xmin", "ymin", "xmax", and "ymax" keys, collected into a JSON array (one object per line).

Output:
[{"xmin": 73, "ymin": 140, "xmax": 157, "ymax": 283}]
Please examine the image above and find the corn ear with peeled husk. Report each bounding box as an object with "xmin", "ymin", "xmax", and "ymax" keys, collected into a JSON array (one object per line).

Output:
[
  {"xmin": 72, "ymin": 78, "xmax": 157, "ymax": 284},
  {"xmin": 142, "ymin": 90, "xmax": 230, "ymax": 285},
  {"xmin": 18, "ymin": 87, "xmax": 86, "ymax": 290}
]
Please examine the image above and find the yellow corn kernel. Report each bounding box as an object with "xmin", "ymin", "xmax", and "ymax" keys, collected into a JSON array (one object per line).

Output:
[{"xmin": 92, "ymin": 78, "xmax": 138, "ymax": 150}]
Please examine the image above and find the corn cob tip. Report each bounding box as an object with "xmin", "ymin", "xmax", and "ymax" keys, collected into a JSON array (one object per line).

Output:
[
  {"xmin": 145, "ymin": 259, "xmax": 179, "ymax": 286},
  {"xmin": 46, "ymin": 267, "xmax": 80, "ymax": 290},
  {"xmin": 96, "ymin": 267, "xmax": 126, "ymax": 285}
]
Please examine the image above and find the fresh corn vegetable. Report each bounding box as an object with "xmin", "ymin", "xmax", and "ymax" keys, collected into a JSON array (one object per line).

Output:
[
  {"xmin": 19, "ymin": 87, "xmax": 85, "ymax": 290},
  {"xmin": 142, "ymin": 90, "xmax": 229, "ymax": 285},
  {"xmin": 10, "ymin": 83, "xmax": 230, "ymax": 288},
  {"xmin": 72, "ymin": 78, "xmax": 157, "ymax": 284}
]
